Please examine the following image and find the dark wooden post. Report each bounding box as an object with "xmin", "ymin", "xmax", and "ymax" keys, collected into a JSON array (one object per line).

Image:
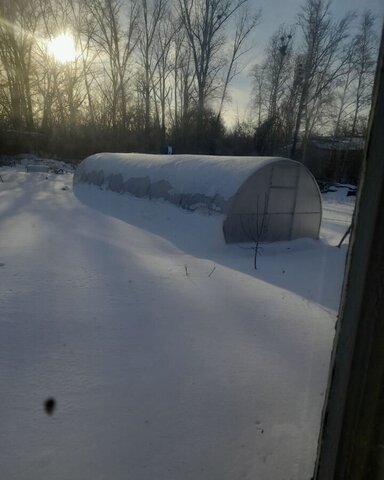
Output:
[{"xmin": 314, "ymin": 26, "xmax": 384, "ymax": 480}]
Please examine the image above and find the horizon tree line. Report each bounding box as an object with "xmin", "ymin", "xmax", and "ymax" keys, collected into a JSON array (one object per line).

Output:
[{"xmin": 0, "ymin": 0, "xmax": 379, "ymax": 159}]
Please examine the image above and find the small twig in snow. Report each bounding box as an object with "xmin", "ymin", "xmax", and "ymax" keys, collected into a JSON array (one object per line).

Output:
[{"xmin": 208, "ymin": 265, "xmax": 216, "ymax": 278}]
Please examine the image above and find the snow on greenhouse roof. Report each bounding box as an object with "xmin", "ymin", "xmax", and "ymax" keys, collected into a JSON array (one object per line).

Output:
[{"xmin": 79, "ymin": 153, "xmax": 291, "ymax": 200}]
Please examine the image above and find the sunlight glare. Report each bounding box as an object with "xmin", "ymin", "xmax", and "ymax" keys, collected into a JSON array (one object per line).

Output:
[{"xmin": 47, "ymin": 33, "xmax": 77, "ymax": 63}]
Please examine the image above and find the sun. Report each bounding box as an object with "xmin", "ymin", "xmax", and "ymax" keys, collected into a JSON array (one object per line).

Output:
[{"xmin": 47, "ymin": 33, "xmax": 77, "ymax": 64}]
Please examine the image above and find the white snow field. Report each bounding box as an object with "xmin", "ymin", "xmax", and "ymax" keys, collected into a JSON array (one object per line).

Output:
[{"xmin": 0, "ymin": 162, "xmax": 354, "ymax": 480}]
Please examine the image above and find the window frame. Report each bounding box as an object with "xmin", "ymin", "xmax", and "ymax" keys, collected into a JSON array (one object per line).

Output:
[{"xmin": 314, "ymin": 24, "xmax": 384, "ymax": 480}]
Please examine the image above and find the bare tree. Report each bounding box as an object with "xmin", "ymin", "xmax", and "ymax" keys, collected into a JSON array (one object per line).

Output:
[
  {"xmin": 215, "ymin": 7, "xmax": 260, "ymax": 124},
  {"xmin": 0, "ymin": 0, "xmax": 378, "ymax": 159},
  {"xmin": 240, "ymin": 194, "xmax": 268, "ymax": 270},
  {"xmin": 331, "ymin": 42, "xmax": 355, "ymax": 137},
  {"xmin": 251, "ymin": 63, "xmax": 267, "ymax": 128},
  {"xmin": 168, "ymin": 26, "xmax": 196, "ymax": 144},
  {"xmin": 86, "ymin": 0, "xmax": 139, "ymax": 130},
  {"xmin": 265, "ymin": 27, "xmax": 294, "ymax": 119},
  {"xmin": 252, "ymin": 25, "xmax": 295, "ymax": 153},
  {"xmin": 291, "ymin": 0, "xmax": 355, "ymax": 159},
  {"xmin": 176, "ymin": 0, "xmax": 252, "ymax": 131},
  {"xmin": 349, "ymin": 10, "xmax": 377, "ymax": 136},
  {"xmin": 137, "ymin": 0, "xmax": 168, "ymax": 142},
  {"xmin": 152, "ymin": 16, "xmax": 178, "ymax": 144},
  {"xmin": 0, "ymin": 0, "xmax": 40, "ymax": 130},
  {"xmin": 32, "ymin": 0, "xmax": 90, "ymax": 137},
  {"xmin": 66, "ymin": 0, "xmax": 100, "ymax": 127}
]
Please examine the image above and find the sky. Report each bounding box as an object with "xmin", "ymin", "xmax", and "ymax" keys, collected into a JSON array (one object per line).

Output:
[{"xmin": 222, "ymin": 0, "xmax": 384, "ymax": 126}]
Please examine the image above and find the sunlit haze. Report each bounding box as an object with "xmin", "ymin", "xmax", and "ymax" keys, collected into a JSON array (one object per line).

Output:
[{"xmin": 47, "ymin": 33, "xmax": 77, "ymax": 64}]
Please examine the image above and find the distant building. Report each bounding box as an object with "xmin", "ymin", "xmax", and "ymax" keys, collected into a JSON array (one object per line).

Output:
[
  {"xmin": 293, "ymin": 136, "xmax": 364, "ymax": 185},
  {"xmin": 0, "ymin": 129, "xmax": 47, "ymax": 155}
]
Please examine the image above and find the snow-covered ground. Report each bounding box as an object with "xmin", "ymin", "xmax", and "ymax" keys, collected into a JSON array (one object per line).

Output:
[{"xmin": 0, "ymin": 161, "xmax": 354, "ymax": 480}]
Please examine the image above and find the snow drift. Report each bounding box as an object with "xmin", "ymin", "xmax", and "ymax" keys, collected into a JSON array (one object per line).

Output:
[{"xmin": 1, "ymin": 161, "xmax": 353, "ymax": 480}]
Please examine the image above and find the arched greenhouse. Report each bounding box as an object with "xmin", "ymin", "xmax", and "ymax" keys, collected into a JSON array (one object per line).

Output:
[{"xmin": 74, "ymin": 153, "xmax": 322, "ymax": 243}]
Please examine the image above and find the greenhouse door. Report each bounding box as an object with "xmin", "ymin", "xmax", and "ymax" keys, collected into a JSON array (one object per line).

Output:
[{"xmin": 264, "ymin": 163, "xmax": 301, "ymax": 241}]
